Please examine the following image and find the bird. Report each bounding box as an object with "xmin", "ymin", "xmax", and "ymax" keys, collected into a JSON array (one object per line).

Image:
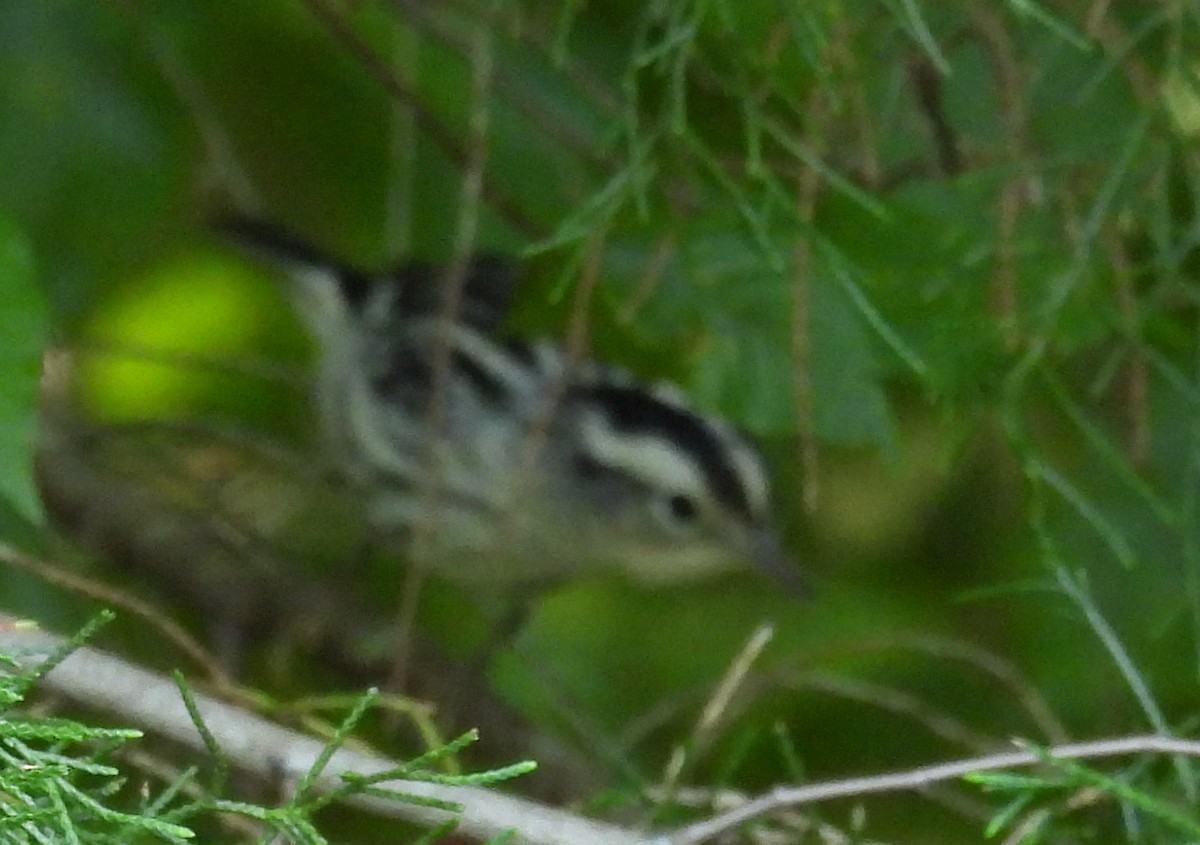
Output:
[{"xmin": 217, "ymin": 216, "xmax": 805, "ymax": 595}]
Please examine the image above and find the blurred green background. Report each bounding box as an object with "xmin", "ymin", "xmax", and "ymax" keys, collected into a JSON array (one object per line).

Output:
[{"xmin": 3, "ymin": 1, "xmax": 1200, "ymax": 842}]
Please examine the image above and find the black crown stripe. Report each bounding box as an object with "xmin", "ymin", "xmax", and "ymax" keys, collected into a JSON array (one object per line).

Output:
[{"xmin": 578, "ymin": 384, "xmax": 754, "ymax": 520}]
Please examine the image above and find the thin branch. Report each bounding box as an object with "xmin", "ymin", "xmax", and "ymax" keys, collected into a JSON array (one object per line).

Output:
[
  {"xmin": 892, "ymin": 634, "xmax": 1070, "ymax": 744},
  {"xmin": 299, "ymin": 0, "xmax": 541, "ymax": 236},
  {"xmin": 121, "ymin": 747, "xmax": 267, "ymax": 839},
  {"xmin": 5, "ymin": 611, "xmax": 1200, "ymax": 845},
  {"xmin": 659, "ymin": 624, "xmax": 774, "ymax": 799},
  {"xmin": 392, "ymin": 7, "xmax": 497, "ymax": 696},
  {"xmin": 971, "ymin": 3, "xmax": 1033, "ymax": 352},
  {"xmin": 0, "ymin": 611, "xmax": 646, "ymax": 845},
  {"xmin": 1108, "ymin": 222, "xmax": 1149, "ymax": 467},
  {"xmin": 107, "ymin": 0, "xmax": 262, "ymax": 210},
  {"xmin": 0, "ymin": 541, "xmax": 232, "ymax": 689},
  {"xmin": 834, "ymin": 15, "xmax": 882, "ymax": 191},
  {"xmin": 390, "ymin": 0, "xmax": 614, "ymax": 170},
  {"xmin": 658, "ymin": 735, "xmax": 1200, "ymax": 845},
  {"xmin": 617, "ymin": 233, "xmax": 675, "ymax": 326},
  {"xmin": 1053, "ymin": 566, "xmax": 1198, "ymax": 801},
  {"xmin": 908, "ymin": 54, "xmax": 962, "ymax": 176},
  {"xmin": 383, "ymin": 22, "xmax": 419, "ymax": 258},
  {"xmin": 796, "ymin": 671, "xmax": 997, "ymax": 754},
  {"xmin": 512, "ymin": 224, "xmax": 608, "ymax": 510},
  {"xmin": 791, "ymin": 64, "xmax": 827, "ymax": 515}
]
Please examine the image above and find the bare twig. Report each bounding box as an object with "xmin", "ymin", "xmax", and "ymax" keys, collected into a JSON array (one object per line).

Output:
[
  {"xmin": 513, "ymin": 225, "xmax": 608, "ymax": 497},
  {"xmin": 0, "ymin": 541, "xmax": 231, "ymax": 689},
  {"xmin": 383, "ymin": 22, "xmax": 419, "ymax": 258},
  {"xmin": 833, "ymin": 15, "xmax": 881, "ymax": 191},
  {"xmin": 107, "ymin": 0, "xmax": 262, "ymax": 210},
  {"xmin": 4, "ymin": 610, "xmax": 1199, "ymax": 845},
  {"xmin": 792, "ymin": 69, "xmax": 827, "ymax": 515},
  {"xmin": 0, "ymin": 611, "xmax": 646, "ymax": 845},
  {"xmin": 1053, "ymin": 566, "xmax": 1197, "ymax": 801},
  {"xmin": 617, "ymin": 233, "xmax": 676, "ymax": 326},
  {"xmin": 122, "ymin": 747, "xmax": 267, "ymax": 839},
  {"xmin": 299, "ymin": 0, "xmax": 540, "ymax": 236},
  {"xmin": 782, "ymin": 633, "xmax": 1069, "ymax": 745},
  {"xmin": 1075, "ymin": 4, "xmax": 1157, "ymax": 105},
  {"xmin": 659, "ymin": 624, "xmax": 775, "ymax": 799},
  {"xmin": 908, "ymin": 54, "xmax": 962, "ymax": 177},
  {"xmin": 390, "ymin": 0, "xmax": 613, "ymax": 170},
  {"xmin": 796, "ymin": 672, "xmax": 997, "ymax": 754},
  {"xmin": 392, "ymin": 8, "xmax": 497, "ymax": 696},
  {"xmin": 657, "ymin": 735, "xmax": 1200, "ymax": 845},
  {"xmin": 971, "ymin": 4, "xmax": 1031, "ymax": 351},
  {"xmin": 1083, "ymin": 0, "xmax": 1115, "ymax": 37},
  {"xmin": 1107, "ymin": 223, "xmax": 1149, "ymax": 467},
  {"xmin": 889, "ymin": 634, "xmax": 1070, "ymax": 744}
]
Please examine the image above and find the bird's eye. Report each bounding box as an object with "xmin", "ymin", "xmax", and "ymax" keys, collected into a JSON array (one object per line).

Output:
[
  {"xmin": 655, "ymin": 492, "xmax": 699, "ymax": 531},
  {"xmin": 668, "ymin": 494, "xmax": 697, "ymax": 522}
]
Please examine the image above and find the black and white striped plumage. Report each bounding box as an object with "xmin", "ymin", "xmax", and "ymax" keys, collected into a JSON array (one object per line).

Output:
[{"xmin": 219, "ymin": 218, "xmax": 803, "ymax": 592}]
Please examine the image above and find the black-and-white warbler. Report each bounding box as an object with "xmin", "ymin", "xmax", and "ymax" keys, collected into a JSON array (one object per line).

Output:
[{"xmin": 219, "ymin": 218, "xmax": 804, "ymax": 593}]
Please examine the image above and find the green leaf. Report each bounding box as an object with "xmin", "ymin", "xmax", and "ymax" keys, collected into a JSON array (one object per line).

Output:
[
  {"xmin": 0, "ymin": 216, "xmax": 45, "ymax": 525},
  {"xmin": 807, "ymin": 271, "xmax": 895, "ymax": 449}
]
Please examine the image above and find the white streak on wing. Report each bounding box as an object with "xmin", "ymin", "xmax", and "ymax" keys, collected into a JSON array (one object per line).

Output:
[
  {"xmin": 286, "ymin": 266, "xmax": 357, "ymax": 352},
  {"xmin": 347, "ymin": 382, "xmax": 421, "ymax": 475},
  {"xmin": 400, "ymin": 320, "xmax": 546, "ymax": 403},
  {"xmin": 281, "ymin": 264, "xmax": 424, "ymax": 485},
  {"xmin": 448, "ymin": 326, "xmax": 542, "ymax": 399}
]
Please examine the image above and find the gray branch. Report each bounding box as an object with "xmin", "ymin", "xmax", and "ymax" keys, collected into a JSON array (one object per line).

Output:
[
  {"xmin": 0, "ymin": 612, "xmax": 647, "ymax": 845},
  {"xmin": 4, "ymin": 611, "xmax": 1198, "ymax": 845}
]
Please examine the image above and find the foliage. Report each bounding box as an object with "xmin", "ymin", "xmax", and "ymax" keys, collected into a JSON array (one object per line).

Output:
[
  {"xmin": 2, "ymin": 0, "xmax": 1200, "ymax": 842},
  {"xmin": 0, "ymin": 615, "xmax": 194, "ymax": 844},
  {"xmin": 0, "ymin": 613, "xmax": 532, "ymax": 844}
]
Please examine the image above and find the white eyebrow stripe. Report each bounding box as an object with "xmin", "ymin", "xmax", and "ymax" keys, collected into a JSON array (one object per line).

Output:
[
  {"xmin": 720, "ymin": 432, "xmax": 770, "ymax": 518},
  {"xmin": 577, "ymin": 409, "xmax": 710, "ymax": 503},
  {"xmin": 576, "ymin": 374, "xmax": 772, "ymax": 520}
]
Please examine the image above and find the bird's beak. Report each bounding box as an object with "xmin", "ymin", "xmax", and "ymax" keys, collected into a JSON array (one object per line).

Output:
[{"xmin": 748, "ymin": 528, "xmax": 811, "ymax": 598}]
